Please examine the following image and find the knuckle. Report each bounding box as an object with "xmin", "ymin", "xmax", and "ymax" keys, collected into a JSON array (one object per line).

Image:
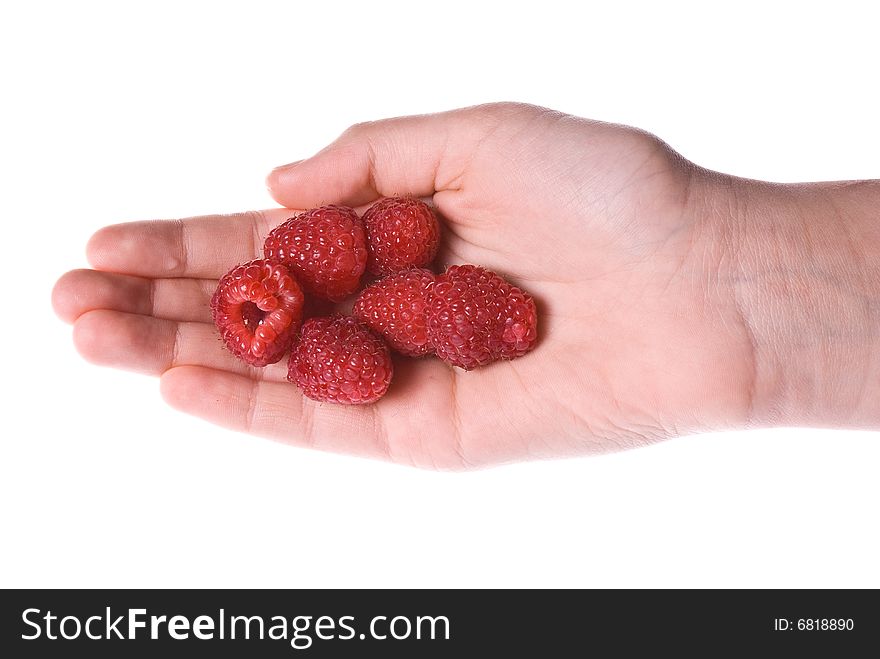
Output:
[{"xmin": 342, "ymin": 120, "xmax": 379, "ymax": 139}]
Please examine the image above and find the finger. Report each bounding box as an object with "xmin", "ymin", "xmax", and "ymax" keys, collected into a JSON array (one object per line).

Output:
[
  {"xmin": 71, "ymin": 309, "xmax": 289, "ymax": 382},
  {"xmin": 86, "ymin": 208, "xmax": 297, "ymax": 279},
  {"xmin": 266, "ymin": 103, "xmax": 524, "ymax": 209},
  {"xmin": 52, "ymin": 269, "xmax": 216, "ymax": 324},
  {"xmin": 160, "ymin": 365, "xmax": 389, "ymax": 459},
  {"xmin": 160, "ymin": 361, "xmax": 470, "ymax": 468}
]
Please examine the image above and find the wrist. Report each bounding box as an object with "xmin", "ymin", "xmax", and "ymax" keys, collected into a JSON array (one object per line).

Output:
[{"xmin": 695, "ymin": 173, "xmax": 880, "ymax": 428}]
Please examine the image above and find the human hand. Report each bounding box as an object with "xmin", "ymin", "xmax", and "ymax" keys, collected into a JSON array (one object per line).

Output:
[{"xmin": 53, "ymin": 103, "xmax": 877, "ymax": 468}]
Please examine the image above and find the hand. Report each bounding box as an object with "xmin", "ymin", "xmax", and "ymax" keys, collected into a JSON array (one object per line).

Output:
[{"xmin": 51, "ymin": 103, "xmax": 773, "ymax": 468}]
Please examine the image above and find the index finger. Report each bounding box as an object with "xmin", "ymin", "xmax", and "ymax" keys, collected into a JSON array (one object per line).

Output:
[{"xmin": 86, "ymin": 208, "xmax": 297, "ymax": 279}]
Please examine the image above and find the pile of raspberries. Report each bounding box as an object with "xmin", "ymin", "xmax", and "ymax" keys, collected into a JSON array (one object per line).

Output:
[{"xmin": 211, "ymin": 198, "xmax": 539, "ymax": 404}]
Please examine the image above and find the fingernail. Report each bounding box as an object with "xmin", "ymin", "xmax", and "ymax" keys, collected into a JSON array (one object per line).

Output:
[
  {"xmin": 271, "ymin": 160, "xmax": 303, "ymax": 173},
  {"xmin": 266, "ymin": 161, "xmax": 302, "ymax": 193}
]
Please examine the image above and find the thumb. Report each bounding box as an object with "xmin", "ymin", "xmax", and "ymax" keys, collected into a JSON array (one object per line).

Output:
[{"xmin": 265, "ymin": 103, "xmax": 528, "ymax": 209}]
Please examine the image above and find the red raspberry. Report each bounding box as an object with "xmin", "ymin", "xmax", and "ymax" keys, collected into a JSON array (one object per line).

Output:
[
  {"xmin": 263, "ymin": 205, "xmax": 367, "ymax": 302},
  {"xmin": 352, "ymin": 268, "xmax": 436, "ymax": 357},
  {"xmin": 362, "ymin": 197, "xmax": 440, "ymax": 275},
  {"xmin": 211, "ymin": 259, "xmax": 305, "ymax": 367},
  {"xmin": 426, "ymin": 265, "xmax": 538, "ymax": 370},
  {"xmin": 288, "ymin": 316, "xmax": 393, "ymax": 404}
]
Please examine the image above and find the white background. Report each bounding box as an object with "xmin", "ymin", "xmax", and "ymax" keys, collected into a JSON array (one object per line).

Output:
[{"xmin": 2, "ymin": 1, "xmax": 878, "ymax": 588}]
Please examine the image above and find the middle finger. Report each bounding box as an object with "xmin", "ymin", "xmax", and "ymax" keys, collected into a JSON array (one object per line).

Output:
[{"xmin": 53, "ymin": 269, "xmax": 216, "ymax": 324}]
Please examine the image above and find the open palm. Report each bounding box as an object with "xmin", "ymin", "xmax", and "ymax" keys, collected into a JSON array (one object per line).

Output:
[{"xmin": 53, "ymin": 103, "xmax": 751, "ymax": 468}]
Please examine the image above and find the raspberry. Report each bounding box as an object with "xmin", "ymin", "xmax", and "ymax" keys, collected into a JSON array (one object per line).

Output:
[
  {"xmin": 363, "ymin": 197, "xmax": 440, "ymax": 275},
  {"xmin": 288, "ymin": 316, "xmax": 393, "ymax": 404},
  {"xmin": 263, "ymin": 205, "xmax": 367, "ymax": 302},
  {"xmin": 352, "ymin": 268, "xmax": 435, "ymax": 357},
  {"xmin": 211, "ymin": 259, "xmax": 305, "ymax": 367},
  {"xmin": 426, "ymin": 265, "xmax": 538, "ymax": 370}
]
